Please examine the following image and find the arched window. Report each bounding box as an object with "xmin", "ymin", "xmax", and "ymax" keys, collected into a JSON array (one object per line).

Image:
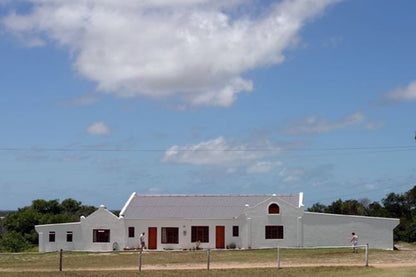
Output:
[{"xmin": 268, "ymin": 203, "xmax": 280, "ymax": 214}]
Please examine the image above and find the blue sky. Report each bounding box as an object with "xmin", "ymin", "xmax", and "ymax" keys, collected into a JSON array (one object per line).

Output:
[{"xmin": 1, "ymin": 0, "xmax": 415, "ymax": 210}]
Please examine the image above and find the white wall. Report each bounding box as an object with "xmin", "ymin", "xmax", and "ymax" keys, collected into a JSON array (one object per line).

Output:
[
  {"xmin": 35, "ymin": 223, "xmax": 80, "ymax": 252},
  {"xmin": 123, "ymin": 218, "xmax": 240, "ymax": 250},
  {"xmin": 35, "ymin": 200, "xmax": 400, "ymax": 252},
  {"xmin": 36, "ymin": 206, "xmax": 126, "ymax": 252},
  {"xmin": 303, "ymin": 212, "xmax": 400, "ymax": 250},
  {"xmin": 78, "ymin": 207, "xmax": 125, "ymax": 252},
  {"xmin": 242, "ymin": 197, "xmax": 303, "ymax": 249}
]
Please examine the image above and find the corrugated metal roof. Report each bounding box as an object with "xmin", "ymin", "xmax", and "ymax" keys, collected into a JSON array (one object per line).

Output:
[{"xmin": 121, "ymin": 193, "xmax": 300, "ymax": 219}]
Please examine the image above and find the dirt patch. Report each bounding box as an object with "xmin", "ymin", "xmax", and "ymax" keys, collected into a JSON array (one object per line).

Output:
[{"xmin": 2, "ymin": 261, "xmax": 416, "ymax": 272}]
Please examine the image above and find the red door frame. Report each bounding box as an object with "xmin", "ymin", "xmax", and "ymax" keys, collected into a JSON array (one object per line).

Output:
[
  {"xmin": 216, "ymin": 226, "xmax": 225, "ymax": 249},
  {"xmin": 148, "ymin": 227, "xmax": 157, "ymax": 250}
]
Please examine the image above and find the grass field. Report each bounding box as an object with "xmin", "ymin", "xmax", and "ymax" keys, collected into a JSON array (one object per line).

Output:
[
  {"xmin": 0, "ymin": 244, "xmax": 415, "ymax": 276},
  {"xmin": 1, "ymin": 267, "xmax": 416, "ymax": 277}
]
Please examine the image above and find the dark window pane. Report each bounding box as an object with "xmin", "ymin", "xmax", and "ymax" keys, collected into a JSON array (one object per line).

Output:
[
  {"xmin": 232, "ymin": 226, "xmax": 239, "ymax": 237},
  {"xmin": 49, "ymin": 231, "xmax": 55, "ymax": 242},
  {"xmin": 265, "ymin": 226, "xmax": 283, "ymax": 239},
  {"xmin": 191, "ymin": 226, "xmax": 209, "ymax": 243},
  {"xmin": 93, "ymin": 229, "xmax": 110, "ymax": 243},
  {"xmin": 66, "ymin": 231, "xmax": 73, "ymax": 242},
  {"xmin": 268, "ymin": 204, "xmax": 280, "ymax": 214},
  {"xmin": 161, "ymin": 227, "xmax": 179, "ymax": 244},
  {"xmin": 128, "ymin": 227, "xmax": 135, "ymax": 238}
]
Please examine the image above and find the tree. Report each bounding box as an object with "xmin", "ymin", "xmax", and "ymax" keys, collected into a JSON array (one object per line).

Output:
[
  {"xmin": 307, "ymin": 202, "xmax": 327, "ymax": 213},
  {"xmin": 2, "ymin": 198, "xmax": 96, "ymax": 248},
  {"xmin": 0, "ymin": 231, "xmax": 31, "ymax": 252}
]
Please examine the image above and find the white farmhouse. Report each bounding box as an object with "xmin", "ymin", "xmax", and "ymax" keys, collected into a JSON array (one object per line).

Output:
[{"xmin": 35, "ymin": 192, "xmax": 399, "ymax": 252}]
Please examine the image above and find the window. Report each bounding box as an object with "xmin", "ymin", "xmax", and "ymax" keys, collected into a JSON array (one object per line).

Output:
[
  {"xmin": 268, "ymin": 203, "xmax": 280, "ymax": 214},
  {"xmin": 161, "ymin": 227, "xmax": 179, "ymax": 244},
  {"xmin": 265, "ymin": 226, "xmax": 283, "ymax": 239},
  {"xmin": 128, "ymin": 227, "xmax": 135, "ymax": 238},
  {"xmin": 66, "ymin": 231, "xmax": 73, "ymax": 242},
  {"xmin": 49, "ymin": 231, "xmax": 55, "ymax": 242},
  {"xmin": 191, "ymin": 226, "xmax": 209, "ymax": 243},
  {"xmin": 93, "ymin": 229, "xmax": 110, "ymax": 243},
  {"xmin": 232, "ymin": 226, "xmax": 239, "ymax": 237}
]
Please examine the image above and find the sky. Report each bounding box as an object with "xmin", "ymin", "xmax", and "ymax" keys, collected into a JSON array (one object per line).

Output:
[{"xmin": 1, "ymin": 0, "xmax": 416, "ymax": 210}]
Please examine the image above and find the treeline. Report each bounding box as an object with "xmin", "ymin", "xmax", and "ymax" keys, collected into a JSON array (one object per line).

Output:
[
  {"xmin": 0, "ymin": 199, "xmax": 96, "ymax": 252},
  {"xmin": 308, "ymin": 185, "xmax": 416, "ymax": 242}
]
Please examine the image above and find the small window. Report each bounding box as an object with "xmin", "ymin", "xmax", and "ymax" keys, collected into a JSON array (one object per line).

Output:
[
  {"xmin": 161, "ymin": 227, "xmax": 179, "ymax": 244},
  {"xmin": 49, "ymin": 231, "xmax": 55, "ymax": 242},
  {"xmin": 265, "ymin": 226, "xmax": 283, "ymax": 239},
  {"xmin": 268, "ymin": 203, "xmax": 280, "ymax": 214},
  {"xmin": 66, "ymin": 231, "xmax": 73, "ymax": 242},
  {"xmin": 232, "ymin": 226, "xmax": 239, "ymax": 237},
  {"xmin": 128, "ymin": 227, "xmax": 135, "ymax": 238},
  {"xmin": 93, "ymin": 229, "xmax": 110, "ymax": 243},
  {"xmin": 191, "ymin": 226, "xmax": 209, "ymax": 243}
]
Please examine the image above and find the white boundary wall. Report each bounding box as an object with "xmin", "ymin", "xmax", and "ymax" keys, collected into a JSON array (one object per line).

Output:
[{"xmin": 303, "ymin": 212, "xmax": 399, "ymax": 250}]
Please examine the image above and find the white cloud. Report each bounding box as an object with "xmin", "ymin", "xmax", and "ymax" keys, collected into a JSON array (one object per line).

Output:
[
  {"xmin": 384, "ymin": 80, "xmax": 416, "ymax": 101},
  {"xmin": 286, "ymin": 112, "xmax": 365, "ymax": 135},
  {"xmin": 1, "ymin": 0, "xmax": 339, "ymax": 108},
  {"xmin": 246, "ymin": 161, "xmax": 283, "ymax": 174},
  {"xmin": 278, "ymin": 167, "xmax": 304, "ymax": 183},
  {"xmin": 86, "ymin": 121, "xmax": 111, "ymax": 136},
  {"xmin": 162, "ymin": 136, "xmax": 279, "ymax": 166}
]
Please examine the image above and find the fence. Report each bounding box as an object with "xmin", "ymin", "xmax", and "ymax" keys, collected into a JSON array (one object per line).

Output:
[
  {"xmin": 55, "ymin": 245, "xmax": 370, "ymax": 272},
  {"xmin": 0, "ymin": 245, "xmax": 371, "ymax": 272}
]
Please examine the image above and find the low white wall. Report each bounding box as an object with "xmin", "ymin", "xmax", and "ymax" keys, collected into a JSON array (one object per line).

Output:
[
  {"xmin": 36, "ymin": 223, "xmax": 80, "ymax": 252},
  {"xmin": 303, "ymin": 212, "xmax": 399, "ymax": 250}
]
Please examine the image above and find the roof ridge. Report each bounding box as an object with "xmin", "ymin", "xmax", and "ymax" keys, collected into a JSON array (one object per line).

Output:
[{"xmin": 134, "ymin": 193, "xmax": 298, "ymax": 197}]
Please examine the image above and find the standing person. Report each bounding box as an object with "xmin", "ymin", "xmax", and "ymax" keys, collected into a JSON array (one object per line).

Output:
[
  {"xmin": 350, "ymin": 232, "xmax": 358, "ymax": 253},
  {"xmin": 139, "ymin": 232, "xmax": 146, "ymax": 250}
]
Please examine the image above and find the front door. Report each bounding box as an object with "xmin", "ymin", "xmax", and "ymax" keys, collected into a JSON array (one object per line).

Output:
[
  {"xmin": 148, "ymin": 227, "xmax": 157, "ymax": 250},
  {"xmin": 216, "ymin": 226, "xmax": 225, "ymax": 249}
]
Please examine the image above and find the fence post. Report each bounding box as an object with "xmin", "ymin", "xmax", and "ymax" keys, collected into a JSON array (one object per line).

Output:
[
  {"xmin": 365, "ymin": 244, "xmax": 369, "ymax": 267},
  {"xmin": 207, "ymin": 248, "xmax": 211, "ymax": 270},
  {"xmin": 139, "ymin": 248, "xmax": 143, "ymax": 272},
  {"xmin": 277, "ymin": 246, "xmax": 281, "ymax": 269},
  {"xmin": 59, "ymin": 249, "xmax": 63, "ymax": 272}
]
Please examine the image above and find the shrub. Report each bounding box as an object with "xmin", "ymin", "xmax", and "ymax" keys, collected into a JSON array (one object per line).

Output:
[{"xmin": 0, "ymin": 231, "xmax": 31, "ymax": 252}]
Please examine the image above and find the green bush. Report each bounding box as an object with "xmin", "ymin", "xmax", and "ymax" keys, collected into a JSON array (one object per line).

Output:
[{"xmin": 0, "ymin": 231, "xmax": 31, "ymax": 252}]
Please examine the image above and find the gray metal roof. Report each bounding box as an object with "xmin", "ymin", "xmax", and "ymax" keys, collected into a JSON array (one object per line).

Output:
[{"xmin": 120, "ymin": 193, "xmax": 300, "ymax": 219}]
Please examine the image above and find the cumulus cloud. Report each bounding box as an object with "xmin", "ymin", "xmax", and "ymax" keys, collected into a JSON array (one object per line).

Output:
[
  {"xmin": 1, "ymin": 0, "xmax": 338, "ymax": 107},
  {"xmin": 86, "ymin": 121, "xmax": 111, "ymax": 136},
  {"xmin": 278, "ymin": 167, "xmax": 304, "ymax": 183},
  {"xmin": 383, "ymin": 80, "xmax": 416, "ymax": 102},
  {"xmin": 285, "ymin": 112, "xmax": 365, "ymax": 135},
  {"xmin": 161, "ymin": 136, "xmax": 279, "ymax": 166}
]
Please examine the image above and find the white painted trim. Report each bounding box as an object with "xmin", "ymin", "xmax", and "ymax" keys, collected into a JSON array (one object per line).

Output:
[
  {"xmin": 120, "ymin": 192, "xmax": 136, "ymax": 217},
  {"xmin": 298, "ymin": 192, "xmax": 304, "ymax": 208},
  {"xmin": 304, "ymin": 211, "xmax": 400, "ymax": 222}
]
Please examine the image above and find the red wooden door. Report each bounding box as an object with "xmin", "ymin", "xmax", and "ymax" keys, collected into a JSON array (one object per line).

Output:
[
  {"xmin": 148, "ymin": 227, "xmax": 157, "ymax": 250},
  {"xmin": 216, "ymin": 226, "xmax": 225, "ymax": 249}
]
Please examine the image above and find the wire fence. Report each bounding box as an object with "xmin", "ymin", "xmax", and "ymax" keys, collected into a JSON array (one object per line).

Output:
[{"xmin": 0, "ymin": 245, "xmax": 371, "ymax": 272}]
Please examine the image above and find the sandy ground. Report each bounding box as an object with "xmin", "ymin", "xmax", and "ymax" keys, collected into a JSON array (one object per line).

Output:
[{"xmin": 1, "ymin": 261, "xmax": 416, "ymax": 272}]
